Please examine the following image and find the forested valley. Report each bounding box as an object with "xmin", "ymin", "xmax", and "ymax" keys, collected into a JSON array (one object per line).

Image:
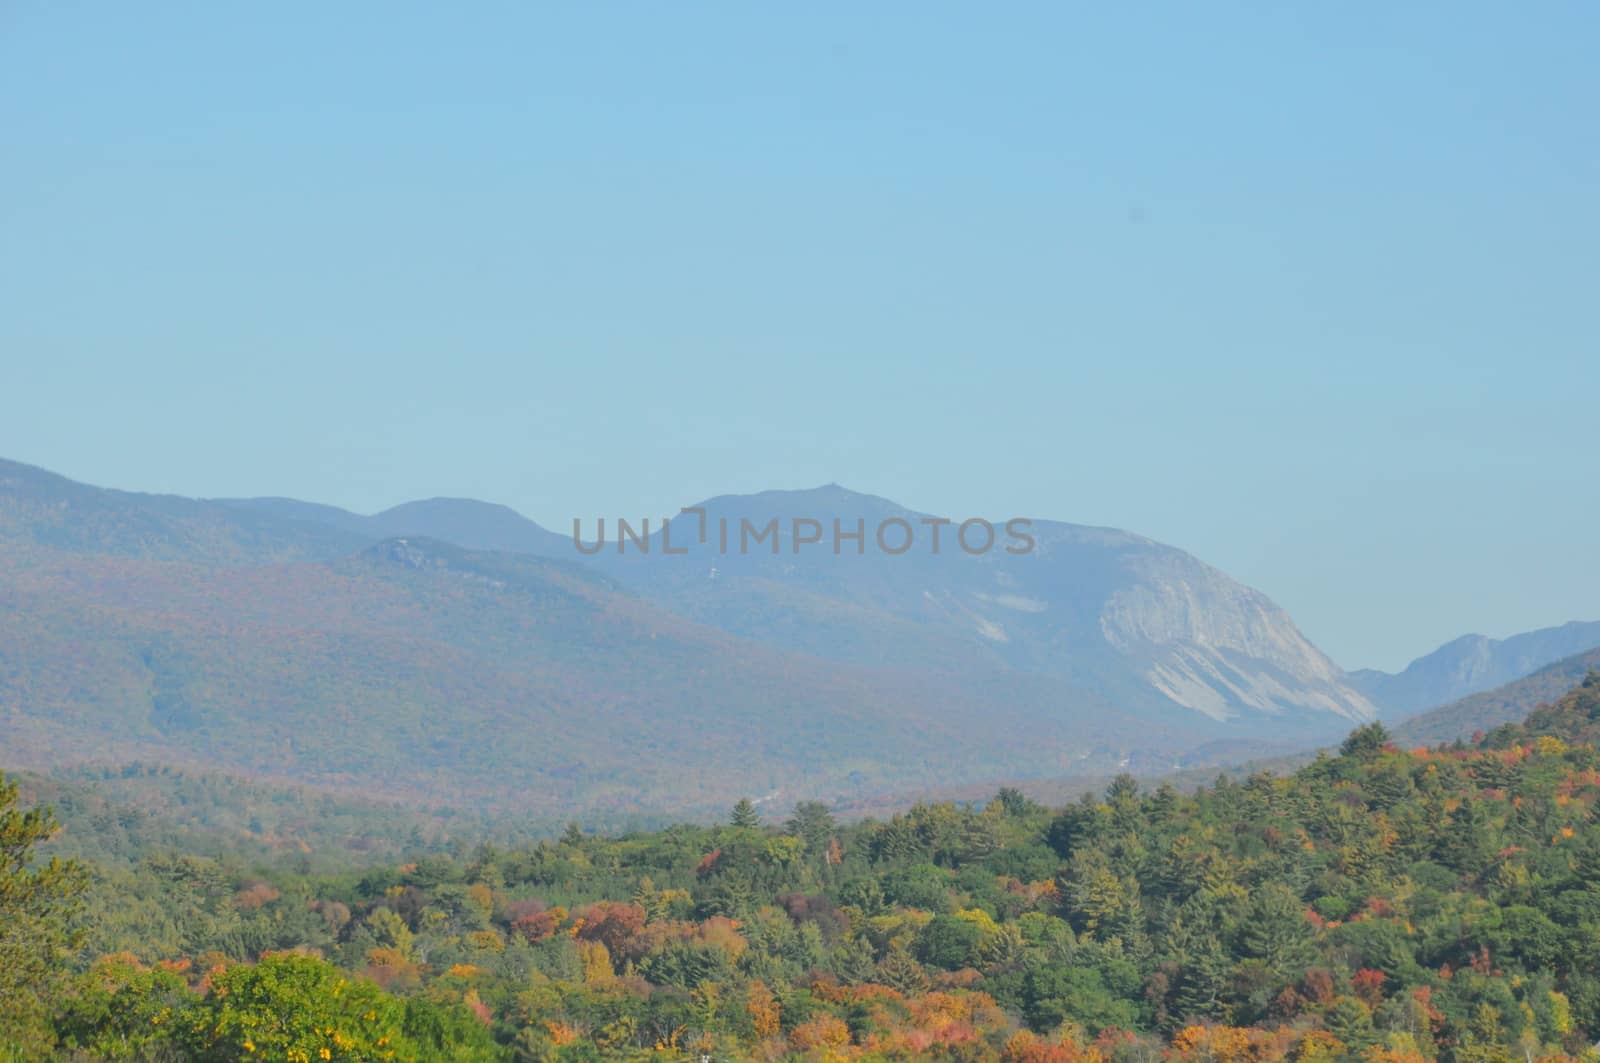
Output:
[{"xmin": 8, "ymin": 674, "xmax": 1600, "ymax": 1062}]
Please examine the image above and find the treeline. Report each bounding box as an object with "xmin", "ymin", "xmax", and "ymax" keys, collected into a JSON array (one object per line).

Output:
[
  {"xmin": 12, "ymin": 763, "xmax": 549, "ymax": 871},
  {"xmin": 6, "ymin": 674, "xmax": 1600, "ymax": 1061}
]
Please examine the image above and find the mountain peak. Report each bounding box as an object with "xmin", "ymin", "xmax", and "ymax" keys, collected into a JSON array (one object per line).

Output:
[
  {"xmin": 224, "ymin": 493, "xmax": 569, "ymax": 559},
  {"xmin": 680, "ymin": 484, "xmax": 916, "ymax": 524},
  {"xmin": 375, "ymin": 497, "xmax": 527, "ymax": 519},
  {"xmin": 1353, "ymin": 621, "xmax": 1600, "ymax": 719}
]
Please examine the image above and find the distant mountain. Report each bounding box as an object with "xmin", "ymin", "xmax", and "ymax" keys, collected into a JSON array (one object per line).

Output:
[
  {"xmin": 587, "ymin": 486, "xmax": 1377, "ymax": 730},
  {"xmin": 225, "ymin": 481, "xmax": 1379, "ymax": 731},
  {"xmin": 1391, "ymin": 645, "xmax": 1600, "ymax": 747},
  {"xmin": 220, "ymin": 495, "xmax": 571, "ymax": 557},
  {"xmin": 0, "ymin": 458, "xmax": 365, "ymax": 564},
  {"xmin": 0, "ymin": 534, "xmax": 1195, "ymax": 815},
  {"xmin": 1, "ymin": 458, "xmax": 1384, "ymax": 818},
  {"xmin": 1350, "ymin": 620, "xmax": 1600, "ymax": 719}
]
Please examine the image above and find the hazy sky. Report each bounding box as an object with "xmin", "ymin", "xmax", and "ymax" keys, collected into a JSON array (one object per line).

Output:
[{"xmin": 3, "ymin": 3, "xmax": 1595, "ymax": 671}]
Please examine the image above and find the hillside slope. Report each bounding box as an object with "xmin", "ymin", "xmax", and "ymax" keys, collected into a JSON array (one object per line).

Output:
[
  {"xmin": 591, "ymin": 486, "xmax": 1377, "ymax": 731},
  {"xmin": 1392, "ymin": 644, "xmax": 1600, "ymax": 746},
  {"xmin": 1480, "ymin": 668, "xmax": 1600, "ymax": 747},
  {"xmin": 1, "ymin": 459, "xmax": 1387, "ymax": 818},
  {"xmin": 34, "ymin": 675, "xmax": 1600, "ymax": 1061},
  {"xmin": 221, "ymin": 495, "xmax": 572, "ymax": 557},
  {"xmin": 0, "ymin": 458, "xmax": 365, "ymax": 564},
  {"xmin": 1350, "ymin": 619, "xmax": 1600, "ymax": 719},
  {"xmin": 125, "ymin": 472, "xmax": 1379, "ymax": 733},
  {"xmin": 0, "ymin": 536, "xmax": 1200, "ymax": 816}
]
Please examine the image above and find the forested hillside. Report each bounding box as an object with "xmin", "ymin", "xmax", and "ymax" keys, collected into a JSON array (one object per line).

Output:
[
  {"xmin": 1394, "ymin": 648, "xmax": 1600, "ymax": 747},
  {"xmin": 1351, "ymin": 623, "xmax": 1600, "ymax": 720},
  {"xmin": 7, "ymin": 674, "xmax": 1600, "ymax": 1061},
  {"xmin": 1, "ymin": 458, "xmax": 1389, "ymax": 829},
  {"xmin": 10, "ymin": 765, "xmax": 523, "ymax": 871},
  {"xmin": 1, "ymin": 535, "xmax": 1182, "ymax": 815}
]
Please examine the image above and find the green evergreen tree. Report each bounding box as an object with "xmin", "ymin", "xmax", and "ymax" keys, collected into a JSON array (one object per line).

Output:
[
  {"xmin": 831, "ymin": 935, "xmax": 878, "ymax": 985},
  {"xmin": 784, "ymin": 800, "xmax": 835, "ymax": 852},
  {"xmin": 1171, "ymin": 934, "xmax": 1233, "ymax": 1023},
  {"xmin": 875, "ymin": 940, "xmax": 931, "ymax": 994},
  {"xmin": 1238, "ymin": 882, "xmax": 1316, "ymax": 980},
  {"xmin": 1341, "ymin": 722, "xmax": 1391, "ymax": 762},
  {"xmin": 730, "ymin": 798, "xmax": 761, "ymax": 830},
  {"xmin": 0, "ymin": 774, "xmax": 86, "ymax": 1057}
]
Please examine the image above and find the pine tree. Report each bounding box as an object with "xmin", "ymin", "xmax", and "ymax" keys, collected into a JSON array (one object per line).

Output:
[
  {"xmin": 705, "ymin": 873, "xmax": 755, "ymax": 919},
  {"xmin": 0, "ymin": 774, "xmax": 86, "ymax": 1055},
  {"xmin": 632, "ymin": 876, "xmax": 668, "ymax": 923},
  {"xmin": 831, "ymin": 935, "xmax": 877, "ymax": 985},
  {"xmin": 995, "ymin": 787, "xmax": 1035, "ymax": 817},
  {"xmin": 1340, "ymin": 722, "xmax": 1391, "ymax": 762},
  {"xmin": 731, "ymin": 798, "xmax": 761, "ymax": 829},
  {"xmin": 784, "ymin": 801, "xmax": 834, "ymax": 848},
  {"xmin": 875, "ymin": 940, "xmax": 930, "ymax": 994},
  {"xmin": 1437, "ymin": 795, "xmax": 1496, "ymax": 876},
  {"xmin": 1238, "ymin": 883, "xmax": 1316, "ymax": 980},
  {"xmin": 1172, "ymin": 933, "xmax": 1233, "ymax": 1023}
]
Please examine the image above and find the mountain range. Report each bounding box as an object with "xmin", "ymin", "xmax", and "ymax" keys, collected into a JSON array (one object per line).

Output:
[
  {"xmin": 1350, "ymin": 620, "xmax": 1600, "ymax": 718},
  {"xmin": 229, "ymin": 482, "xmax": 1379, "ymax": 728},
  {"xmin": 0, "ymin": 456, "xmax": 1587, "ymax": 818},
  {"xmin": 1391, "ymin": 644, "xmax": 1600, "ymax": 747}
]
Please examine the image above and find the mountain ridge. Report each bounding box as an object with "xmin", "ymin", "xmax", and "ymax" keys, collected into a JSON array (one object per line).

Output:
[
  {"xmin": 1352, "ymin": 619, "xmax": 1600, "ymax": 718},
  {"xmin": 1390, "ymin": 644, "xmax": 1600, "ymax": 747},
  {"xmin": 0, "ymin": 533, "xmax": 1208, "ymax": 814},
  {"xmin": 219, "ymin": 494, "xmax": 572, "ymax": 557},
  {"xmin": 1, "ymin": 456, "xmax": 1393, "ymax": 819},
  {"xmin": 0, "ymin": 457, "xmax": 367, "ymax": 564},
  {"xmin": 587, "ymin": 492, "xmax": 1376, "ymax": 728},
  {"xmin": 213, "ymin": 475, "xmax": 1380, "ymax": 729}
]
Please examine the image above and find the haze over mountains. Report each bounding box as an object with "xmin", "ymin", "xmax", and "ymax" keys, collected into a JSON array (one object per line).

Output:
[
  {"xmin": 1349, "ymin": 621, "xmax": 1600, "ymax": 718},
  {"xmin": 224, "ymin": 494, "xmax": 572, "ymax": 559},
  {"xmin": 1391, "ymin": 643, "xmax": 1600, "ymax": 747},
  {"xmin": 234, "ymin": 482, "xmax": 1380, "ymax": 728},
  {"xmin": 1, "ymin": 456, "xmax": 1591, "ymax": 819}
]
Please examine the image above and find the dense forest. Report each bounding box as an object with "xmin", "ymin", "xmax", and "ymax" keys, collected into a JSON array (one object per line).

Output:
[{"xmin": 7, "ymin": 674, "xmax": 1600, "ymax": 1062}]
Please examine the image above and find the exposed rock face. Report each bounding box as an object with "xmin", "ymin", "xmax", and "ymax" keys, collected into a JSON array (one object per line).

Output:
[
  {"xmin": 1098, "ymin": 549, "xmax": 1374, "ymax": 723},
  {"xmin": 21, "ymin": 459, "xmax": 1382, "ymax": 737},
  {"xmin": 588, "ymin": 489, "xmax": 1379, "ymax": 733},
  {"xmin": 1, "ymin": 459, "xmax": 1395, "ymax": 818}
]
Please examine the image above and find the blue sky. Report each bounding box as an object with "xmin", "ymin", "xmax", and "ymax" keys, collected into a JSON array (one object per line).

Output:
[{"xmin": 2, "ymin": 3, "xmax": 1595, "ymax": 671}]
